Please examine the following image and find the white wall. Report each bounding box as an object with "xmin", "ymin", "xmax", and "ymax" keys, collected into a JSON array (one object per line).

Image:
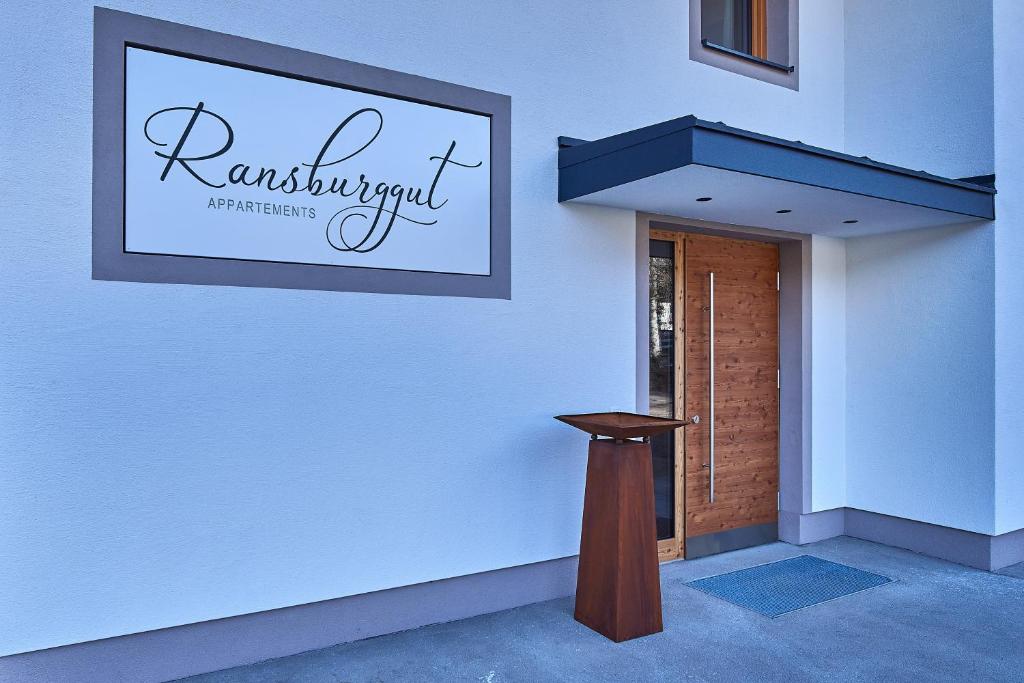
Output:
[
  {"xmin": 809, "ymin": 236, "xmax": 846, "ymax": 511},
  {"xmin": 0, "ymin": 0, "xmax": 847, "ymax": 656},
  {"xmin": 993, "ymin": 0, "xmax": 1024, "ymax": 535},
  {"xmin": 844, "ymin": 0, "xmax": 994, "ymax": 177},
  {"xmin": 845, "ymin": 224, "xmax": 995, "ymax": 534},
  {"xmin": 842, "ymin": 0, "xmax": 998, "ymax": 534}
]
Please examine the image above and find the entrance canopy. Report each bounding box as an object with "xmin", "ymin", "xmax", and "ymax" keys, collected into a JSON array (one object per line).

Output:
[{"xmin": 558, "ymin": 116, "xmax": 995, "ymax": 236}]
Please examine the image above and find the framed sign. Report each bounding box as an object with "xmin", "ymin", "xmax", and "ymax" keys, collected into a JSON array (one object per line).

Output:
[{"xmin": 93, "ymin": 8, "xmax": 511, "ymax": 298}]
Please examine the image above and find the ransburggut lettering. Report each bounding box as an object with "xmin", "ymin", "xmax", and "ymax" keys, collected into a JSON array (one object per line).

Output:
[{"xmin": 142, "ymin": 102, "xmax": 482, "ymax": 253}]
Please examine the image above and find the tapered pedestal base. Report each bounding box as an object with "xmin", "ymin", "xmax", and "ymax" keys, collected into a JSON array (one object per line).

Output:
[{"xmin": 574, "ymin": 439, "xmax": 663, "ymax": 642}]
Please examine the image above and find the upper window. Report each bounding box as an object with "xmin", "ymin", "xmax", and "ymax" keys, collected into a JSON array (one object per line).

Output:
[
  {"xmin": 702, "ymin": 0, "xmax": 762, "ymax": 57},
  {"xmin": 690, "ymin": 0, "xmax": 797, "ymax": 88}
]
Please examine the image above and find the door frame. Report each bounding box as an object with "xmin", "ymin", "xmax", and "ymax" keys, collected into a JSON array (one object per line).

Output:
[{"xmin": 638, "ymin": 212, "xmax": 811, "ymax": 562}]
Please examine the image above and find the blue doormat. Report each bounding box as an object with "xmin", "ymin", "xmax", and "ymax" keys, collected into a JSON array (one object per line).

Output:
[{"xmin": 686, "ymin": 555, "xmax": 892, "ymax": 617}]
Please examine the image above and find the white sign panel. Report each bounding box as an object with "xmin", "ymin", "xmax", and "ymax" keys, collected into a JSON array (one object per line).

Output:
[{"xmin": 123, "ymin": 46, "xmax": 492, "ymax": 275}]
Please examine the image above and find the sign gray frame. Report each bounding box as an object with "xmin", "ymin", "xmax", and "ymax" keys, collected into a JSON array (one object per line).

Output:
[{"xmin": 93, "ymin": 7, "xmax": 511, "ymax": 299}]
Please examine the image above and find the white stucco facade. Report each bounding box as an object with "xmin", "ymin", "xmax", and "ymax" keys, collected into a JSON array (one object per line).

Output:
[
  {"xmin": 993, "ymin": 0, "xmax": 1024, "ymax": 536},
  {"xmin": 1, "ymin": 0, "xmax": 1020, "ymax": 665}
]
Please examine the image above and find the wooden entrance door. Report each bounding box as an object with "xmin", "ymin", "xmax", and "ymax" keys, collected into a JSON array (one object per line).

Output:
[
  {"xmin": 684, "ymin": 233, "xmax": 779, "ymax": 558},
  {"xmin": 648, "ymin": 230, "xmax": 779, "ymax": 561}
]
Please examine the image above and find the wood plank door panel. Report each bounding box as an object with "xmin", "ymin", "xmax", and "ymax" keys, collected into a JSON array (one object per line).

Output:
[{"xmin": 683, "ymin": 234, "xmax": 779, "ymax": 553}]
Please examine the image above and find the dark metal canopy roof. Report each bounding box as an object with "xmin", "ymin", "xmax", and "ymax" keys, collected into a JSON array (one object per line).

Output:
[{"xmin": 558, "ymin": 116, "xmax": 995, "ymax": 235}]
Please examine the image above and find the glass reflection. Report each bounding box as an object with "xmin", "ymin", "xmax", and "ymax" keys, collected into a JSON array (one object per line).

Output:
[
  {"xmin": 649, "ymin": 240, "xmax": 675, "ymax": 541},
  {"xmin": 702, "ymin": 0, "xmax": 753, "ymax": 53}
]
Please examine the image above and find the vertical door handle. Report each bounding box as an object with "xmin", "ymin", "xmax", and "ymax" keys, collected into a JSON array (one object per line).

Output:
[{"xmin": 708, "ymin": 271, "xmax": 715, "ymax": 504}]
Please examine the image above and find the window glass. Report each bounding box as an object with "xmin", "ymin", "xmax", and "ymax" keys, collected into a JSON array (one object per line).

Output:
[
  {"xmin": 701, "ymin": 0, "xmax": 752, "ymax": 53},
  {"xmin": 649, "ymin": 240, "xmax": 675, "ymax": 541}
]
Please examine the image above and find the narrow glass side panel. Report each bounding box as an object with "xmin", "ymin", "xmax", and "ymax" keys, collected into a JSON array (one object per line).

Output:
[{"xmin": 649, "ymin": 240, "xmax": 675, "ymax": 541}]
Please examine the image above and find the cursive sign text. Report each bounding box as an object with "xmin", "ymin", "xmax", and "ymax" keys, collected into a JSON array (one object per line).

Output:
[{"xmin": 143, "ymin": 102, "xmax": 482, "ymax": 253}]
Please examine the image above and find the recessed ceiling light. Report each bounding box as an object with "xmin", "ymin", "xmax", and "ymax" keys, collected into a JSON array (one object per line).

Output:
[
  {"xmin": 696, "ymin": 197, "xmax": 713, "ymax": 202},
  {"xmin": 843, "ymin": 219, "xmax": 859, "ymax": 224},
  {"xmin": 776, "ymin": 209, "xmax": 792, "ymax": 214}
]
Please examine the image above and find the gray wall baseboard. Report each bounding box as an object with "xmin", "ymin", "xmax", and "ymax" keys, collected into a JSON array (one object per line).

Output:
[
  {"xmin": 843, "ymin": 509, "xmax": 993, "ymax": 570},
  {"xmin": 779, "ymin": 508, "xmax": 845, "ymax": 545},
  {"xmin": 992, "ymin": 526, "xmax": 1024, "ymax": 570},
  {"xmin": 0, "ymin": 556, "xmax": 578, "ymax": 683},
  {"xmin": 780, "ymin": 507, "xmax": 1024, "ymax": 572},
  {"xmin": 6, "ymin": 511, "xmax": 1022, "ymax": 682}
]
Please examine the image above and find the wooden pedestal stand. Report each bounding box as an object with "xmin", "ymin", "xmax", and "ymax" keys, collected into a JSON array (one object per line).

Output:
[{"xmin": 555, "ymin": 412, "xmax": 695, "ymax": 642}]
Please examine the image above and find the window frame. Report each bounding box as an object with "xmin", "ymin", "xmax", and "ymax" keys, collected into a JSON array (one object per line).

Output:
[{"xmin": 690, "ymin": 0, "xmax": 799, "ymax": 90}]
